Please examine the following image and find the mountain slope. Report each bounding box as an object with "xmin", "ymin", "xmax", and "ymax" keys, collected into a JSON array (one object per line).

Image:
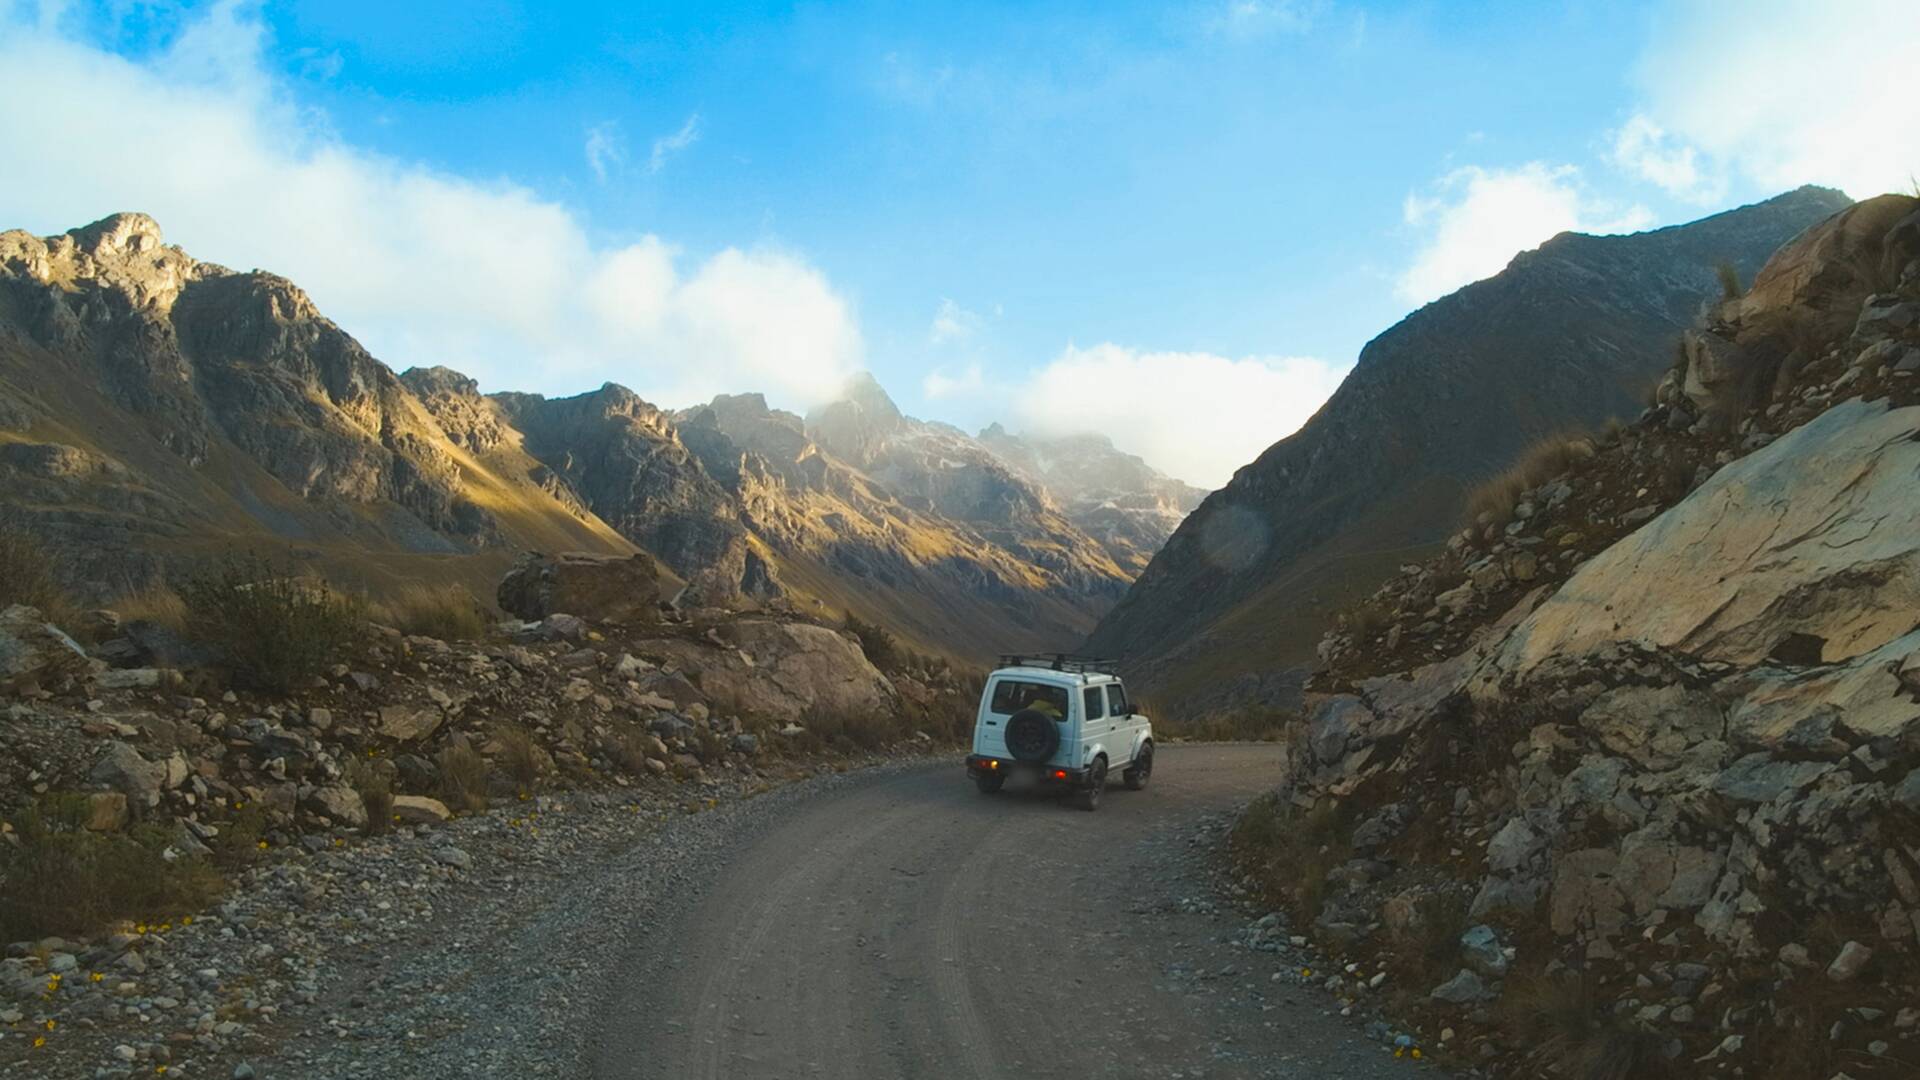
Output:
[
  {"xmin": 1085, "ymin": 185, "xmax": 1854, "ymax": 711},
  {"xmin": 0, "ymin": 213, "xmax": 634, "ymax": 600},
  {"xmin": 977, "ymin": 424, "xmax": 1207, "ymax": 575},
  {"xmin": 674, "ymin": 387, "xmax": 1132, "ymax": 655}
]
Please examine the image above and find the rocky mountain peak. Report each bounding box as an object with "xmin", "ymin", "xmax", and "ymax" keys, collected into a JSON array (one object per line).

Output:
[
  {"xmin": 400, "ymin": 365, "xmax": 483, "ymax": 400},
  {"xmin": 68, "ymin": 211, "xmax": 167, "ymax": 258},
  {"xmin": 806, "ymin": 371, "xmax": 904, "ymax": 463}
]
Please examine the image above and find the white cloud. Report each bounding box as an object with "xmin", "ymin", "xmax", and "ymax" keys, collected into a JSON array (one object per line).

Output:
[
  {"xmin": 1627, "ymin": 0, "xmax": 1920, "ymax": 200},
  {"xmin": 1397, "ymin": 163, "xmax": 1652, "ymax": 306},
  {"xmin": 1608, "ymin": 114, "xmax": 1722, "ymax": 204},
  {"xmin": 928, "ymin": 297, "xmax": 982, "ymax": 344},
  {"xmin": 922, "ymin": 363, "xmax": 986, "ymax": 400},
  {"xmin": 1010, "ymin": 345, "xmax": 1348, "ymax": 488},
  {"xmin": 1209, "ymin": 0, "xmax": 1325, "ymax": 37},
  {"xmin": 647, "ymin": 113, "xmax": 701, "ymax": 174},
  {"xmin": 0, "ymin": 7, "xmax": 859, "ymax": 409},
  {"xmin": 584, "ymin": 121, "xmax": 623, "ymax": 182}
]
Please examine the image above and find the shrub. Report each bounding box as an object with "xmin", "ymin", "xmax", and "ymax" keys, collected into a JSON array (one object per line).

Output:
[
  {"xmin": 799, "ymin": 703, "xmax": 897, "ymax": 752},
  {"xmin": 1496, "ymin": 970, "xmax": 1675, "ymax": 1080},
  {"xmin": 179, "ymin": 554, "xmax": 366, "ymax": 693},
  {"xmin": 1461, "ymin": 432, "xmax": 1595, "ymax": 529},
  {"xmin": 0, "ymin": 525, "xmax": 77, "ymax": 629},
  {"xmin": 436, "ymin": 742, "xmax": 489, "ymax": 813},
  {"xmin": 374, "ymin": 583, "xmax": 489, "ymax": 641},
  {"xmin": 1347, "ymin": 602, "xmax": 1391, "ymax": 642},
  {"xmin": 842, "ymin": 611, "xmax": 904, "ymax": 672},
  {"xmin": 1153, "ymin": 705, "xmax": 1296, "ymax": 742},
  {"xmin": 0, "ymin": 795, "xmax": 224, "ymax": 941},
  {"xmin": 1714, "ymin": 259, "xmax": 1744, "ymax": 300},
  {"xmin": 1228, "ymin": 793, "xmax": 1354, "ymax": 922}
]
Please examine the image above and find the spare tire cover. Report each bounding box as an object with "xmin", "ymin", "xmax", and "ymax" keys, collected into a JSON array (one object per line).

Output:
[{"xmin": 1004, "ymin": 708, "xmax": 1061, "ymax": 762}]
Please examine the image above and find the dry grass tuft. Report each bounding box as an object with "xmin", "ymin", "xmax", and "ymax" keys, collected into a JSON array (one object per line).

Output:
[
  {"xmin": 115, "ymin": 583, "xmax": 190, "ymax": 634},
  {"xmin": 373, "ymin": 583, "xmax": 489, "ymax": 641},
  {"xmin": 0, "ymin": 525, "xmax": 78, "ymax": 630},
  {"xmin": 1462, "ymin": 433, "xmax": 1595, "ymax": 529},
  {"xmin": 612, "ymin": 730, "xmax": 656, "ymax": 777},
  {"xmin": 1151, "ymin": 703, "xmax": 1296, "ymax": 742},
  {"xmin": 489, "ymin": 723, "xmax": 544, "ymax": 794},
  {"xmin": 436, "ymin": 741, "xmax": 489, "ymax": 813},
  {"xmin": 349, "ymin": 760, "xmax": 395, "ymax": 835}
]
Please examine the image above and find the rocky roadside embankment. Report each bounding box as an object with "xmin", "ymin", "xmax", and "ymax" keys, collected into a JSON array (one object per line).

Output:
[
  {"xmin": 0, "ymin": 550, "xmax": 977, "ymax": 1077},
  {"xmin": 1238, "ymin": 194, "xmax": 1920, "ymax": 1078}
]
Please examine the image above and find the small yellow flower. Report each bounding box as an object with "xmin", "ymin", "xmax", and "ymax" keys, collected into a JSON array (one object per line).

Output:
[
  {"xmin": 1411, "ymin": 1049, "xmax": 1423, "ymax": 1060},
  {"xmin": 181, "ymin": 916, "xmax": 192, "ymax": 926},
  {"xmin": 91, "ymin": 972, "xmax": 104, "ymax": 983},
  {"xmin": 156, "ymin": 1067, "xmax": 168, "ymax": 1075},
  {"xmin": 258, "ymin": 840, "xmax": 270, "ymax": 849},
  {"xmin": 44, "ymin": 1019, "xmax": 55, "ymax": 1031},
  {"xmin": 136, "ymin": 923, "xmax": 148, "ymax": 934},
  {"xmin": 234, "ymin": 801, "xmax": 246, "ymax": 810},
  {"xmin": 1301, "ymin": 968, "xmax": 1312, "ymax": 977},
  {"xmin": 1394, "ymin": 1048, "xmax": 1404, "ymax": 1059},
  {"xmin": 32, "ymin": 1036, "xmax": 45, "ymax": 1048}
]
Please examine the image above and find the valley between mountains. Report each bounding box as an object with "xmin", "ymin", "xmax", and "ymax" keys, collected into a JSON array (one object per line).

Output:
[{"xmin": 6, "ymin": 184, "xmax": 1920, "ymax": 1080}]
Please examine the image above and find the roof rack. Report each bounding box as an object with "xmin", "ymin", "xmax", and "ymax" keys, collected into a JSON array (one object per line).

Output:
[{"xmin": 995, "ymin": 653, "xmax": 1119, "ymax": 676}]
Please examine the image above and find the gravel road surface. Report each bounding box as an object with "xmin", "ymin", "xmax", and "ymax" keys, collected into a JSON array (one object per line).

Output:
[{"xmin": 592, "ymin": 744, "xmax": 1438, "ymax": 1079}]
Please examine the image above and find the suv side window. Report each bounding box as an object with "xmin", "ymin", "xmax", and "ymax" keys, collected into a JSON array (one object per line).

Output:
[
  {"xmin": 1107, "ymin": 682, "xmax": 1130, "ymax": 717},
  {"xmin": 1082, "ymin": 686, "xmax": 1105, "ymax": 720}
]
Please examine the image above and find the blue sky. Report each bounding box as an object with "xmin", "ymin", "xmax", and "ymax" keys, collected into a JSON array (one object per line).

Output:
[{"xmin": 2, "ymin": 1, "xmax": 1914, "ymax": 485}]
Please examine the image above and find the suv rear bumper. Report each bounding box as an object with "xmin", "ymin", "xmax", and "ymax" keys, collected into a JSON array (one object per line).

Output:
[{"xmin": 966, "ymin": 754, "xmax": 1090, "ymax": 785}]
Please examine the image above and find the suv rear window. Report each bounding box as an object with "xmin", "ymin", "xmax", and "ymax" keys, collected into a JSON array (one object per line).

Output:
[
  {"xmin": 990, "ymin": 679, "xmax": 1069, "ymax": 717},
  {"xmin": 1082, "ymin": 686, "xmax": 1105, "ymax": 720}
]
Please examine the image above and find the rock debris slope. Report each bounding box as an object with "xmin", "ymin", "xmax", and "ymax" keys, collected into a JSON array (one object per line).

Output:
[
  {"xmin": 1086, "ymin": 186, "xmax": 1854, "ymax": 715},
  {"xmin": 1258, "ymin": 192, "xmax": 1920, "ymax": 1076}
]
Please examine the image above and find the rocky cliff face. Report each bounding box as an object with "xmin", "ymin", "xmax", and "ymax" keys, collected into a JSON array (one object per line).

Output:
[
  {"xmin": 977, "ymin": 424, "xmax": 1207, "ymax": 575},
  {"xmin": 1085, "ymin": 186, "xmax": 1856, "ymax": 714},
  {"xmin": 674, "ymin": 382, "xmax": 1134, "ymax": 655},
  {"xmin": 0, "ymin": 214, "xmax": 634, "ymax": 598},
  {"xmin": 1263, "ymin": 193, "xmax": 1920, "ymax": 1075}
]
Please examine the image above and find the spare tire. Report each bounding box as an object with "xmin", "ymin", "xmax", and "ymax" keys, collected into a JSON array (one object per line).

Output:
[{"xmin": 1004, "ymin": 708, "xmax": 1061, "ymax": 762}]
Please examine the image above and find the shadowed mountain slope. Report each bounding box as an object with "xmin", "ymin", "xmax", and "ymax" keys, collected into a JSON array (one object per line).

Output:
[{"xmin": 1085, "ymin": 185, "xmax": 1854, "ymax": 712}]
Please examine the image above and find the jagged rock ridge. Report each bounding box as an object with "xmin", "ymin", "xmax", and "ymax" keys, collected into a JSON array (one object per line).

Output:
[{"xmin": 0, "ymin": 213, "xmax": 1165, "ymax": 657}]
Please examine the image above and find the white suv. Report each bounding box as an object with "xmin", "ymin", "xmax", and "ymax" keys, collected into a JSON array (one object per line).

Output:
[{"xmin": 965, "ymin": 654, "xmax": 1153, "ymax": 811}]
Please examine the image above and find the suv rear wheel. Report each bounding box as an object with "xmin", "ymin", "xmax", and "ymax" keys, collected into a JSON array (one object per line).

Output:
[
  {"xmin": 974, "ymin": 771, "xmax": 1006, "ymax": 794},
  {"xmin": 1075, "ymin": 757, "xmax": 1107, "ymax": 811}
]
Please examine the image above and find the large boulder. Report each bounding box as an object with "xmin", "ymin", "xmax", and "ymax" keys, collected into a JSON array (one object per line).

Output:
[
  {"xmin": 1486, "ymin": 399, "xmax": 1920, "ymax": 685},
  {"xmin": 634, "ymin": 619, "xmax": 898, "ymax": 724},
  {"xmin": 497, "ymin": 551, "xmax": 663, "ymax": 624},
  {"xmin": 0, "ymin": 604, "xmax": 89, "ymax": 690}
]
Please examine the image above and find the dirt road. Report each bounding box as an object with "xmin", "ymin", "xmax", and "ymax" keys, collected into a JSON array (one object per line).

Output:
[{"xmin": 591, "ymin": 744, "xmax": 1437, "ymax": 1079}]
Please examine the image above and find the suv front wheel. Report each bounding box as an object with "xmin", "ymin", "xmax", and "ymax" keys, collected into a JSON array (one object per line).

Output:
[
  {"xmin": 1075, "ymin": 757, "xmax": 1107, "ymax": 811},
  {"xmin": 1124, "ymin": 743, "xmax": 1153, "ymax": 790}
]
